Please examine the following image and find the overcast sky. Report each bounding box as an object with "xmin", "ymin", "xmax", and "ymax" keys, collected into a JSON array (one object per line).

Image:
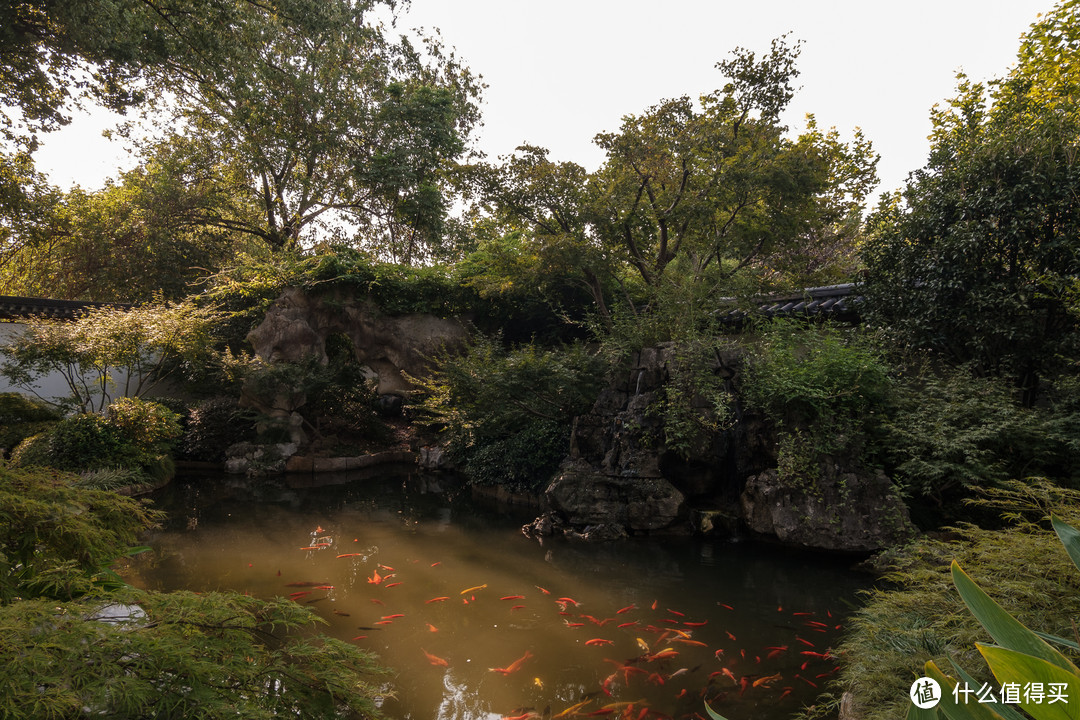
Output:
[{"xmin": 34, "ymin": 0, "xmax": 1051, "ymax": 201}]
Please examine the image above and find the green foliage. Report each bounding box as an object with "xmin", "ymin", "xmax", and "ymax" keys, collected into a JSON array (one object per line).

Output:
[
  {"xmin": 0, "ymin": 392, "xmax": 60, "ymax": 456},
  {"xmin": 740, "ymin": 321, "xmax": 893, "ymax": 483},
  {"xmin": 882, "ymin": 367, "xmax": 1080, "ymax": 507},
  {"xmin": 0, "ymin": 464, "xmax": 388, "ymax": 718},
  {"xmin": 461, "ymin": 419, "xmax": 569, "ymax": 493},
  {"xmin": 815, "ymin": 482, "xmax": 1080, "ymax": 720},
  {"xmin": 0, "ymin": 463, "xmax": 161, "ymax": 603},
  {"xmin": 0, "ymin": 588, "xmax": 388, "ymax": 719},
  {"xmin": 179, "ymin": 396, "xmax": 255, "ymax": 463},
  {"xmin": 0, "ymin": 299, "xmax": 221, "ymax": 413},
  {"xmin": 415, "ymin": 336, "xmax": 606, "ymax": 487},
  {"xmin": 9, "ymin": 398, "xmax": 182, "ymax": 483},
  {"xmin": 650, "ymin": 338, "xmax": 736, "ymax": 459},
  {"xmin": 861, "ymin": 2, "xmax": 1080, "ymax": 404}
]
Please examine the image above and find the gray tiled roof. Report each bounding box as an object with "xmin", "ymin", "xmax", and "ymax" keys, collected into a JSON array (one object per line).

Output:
[
  {"xmin": 715, "ymin": 283, "xmax": 861, "ymax": 325},
  {"xmin": 0, "ymin": 296, "xmax": 133, "ymax": 321}
]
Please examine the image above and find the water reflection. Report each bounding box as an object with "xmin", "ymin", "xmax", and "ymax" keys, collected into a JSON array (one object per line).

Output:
[{"xmin": 136, "ymin": 471, "xmax": 870, "ymax": 720}]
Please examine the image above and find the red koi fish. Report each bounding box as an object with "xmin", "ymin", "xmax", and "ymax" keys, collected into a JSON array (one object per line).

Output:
[
  {"xmin": 490, "ymin": 650, "xmax": 534, "ymax": 675},
  {"xmin": 565, "ymin": 621, "xmax": 585, "ymax": 628},
  {"xmin": 336, "ymin": 553, "xmax": 364, "ymax": 558},
  {"xmin": 422, "ymin": 649, "xmax": 449, "ymax": 667},
  {"xmin": 501, "ymin": 595, "xmax": 525, "ymax": 601},
  {"xmin": 651, "ymin": 599, "xmax": 658, "ymax": 610},
  {"xmin": 800, "ymin": 650, "xmax": 832, "ymax": 659},
  {"xmin": 557, "ymin": 597, "xmax": 580, "ymax": 606},
  {"xmin": 536, "ymin": 586, "xmax": 550, "ymax": 594},
  {"xmin": 351, "ymin": 635, "xmax": 367, "ymax": 640},
  {"xmin": 672, "ymin": 638, "xmax": 707, "ymax": 647},
  {"xmin": 288, "ymin": 591, "xmax": 311, "ymax": 600},
  {"xmin": 795, "ymin": 636, "xmax": 815, "ymax": 647},
  {"xmin": 426, "ymin": 596, "xmax": 449, "ymax": 604},
  {"xmin": 381, "ymin": 614, "xmax": 405, "ymax": 620},
  {"xmin": 683, "ymin": 620, "xmax": 708, "ymax": 627},
  {"xmin": 667, "ymin": 609, "xmax": 685, "ymax": 617},
  {"xmin": 780, "ymin": 687, "xmax": 792, "ymax": 699},
  {"xmin": 617, "ymin": 621, "xmax": 638, "ymax": 629},
  {"xmin": 616, "ymin": 605, "xmax": 636, "ymax": 614},
  {"xmin": 375, "ymin": 620, "xmax": 394, "ymax": 625},
  {"xmin": 718, "ymin": 603, "xmax": 733, "ymax": 610},
  {"xmin": 367, "ymin": 569, "xmax": 382, "ymax": 585},
  {"xmin": 378, "ymin": 564, "xmax": 395, "ymax": 572},
  {"xmin": 426, "ymin": 623, "xmax": 438, "ymax": 633},
  {"xmin": 805, "ymin": 620, "xmax": 829, "ymax": 628},
  {"xmin": 315, "ymin": 585, "xmax": 335, "ymax": 590},
  {"xmin": 796, "ymin": 674, "xmax": 818, "ymax": 688},
  {"xmin": 383, "ymin": 582, "xmax": 402, "ymax": 589},
  {"xmin": 511, "ymin": 604, "xmax": 525, "ymax": 610},
  {"xmin": 370, "ymin": 598, "xmax": 384, "ymax": 605},
  {"xmin": 430, "ymin": 562, "xmax": 441, "ymax": 567},
  {"xmin": 725, "ymin": 631, "xmax": 737, "ymax": 642},
  {"xmin": 766, "ymin": 646, "xmax": 788, "ymax": 660},
  {"xmin": 585, "ymin": 638, "xmax": 613, "ymax": 647}
]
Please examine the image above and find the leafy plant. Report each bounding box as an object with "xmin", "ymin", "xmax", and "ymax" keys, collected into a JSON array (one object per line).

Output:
[{"xmin": 908, "ymin": 514, "xmax": 1080, "ymax": 720}]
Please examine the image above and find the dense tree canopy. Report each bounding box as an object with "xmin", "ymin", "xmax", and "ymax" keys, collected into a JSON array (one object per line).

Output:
[
  {"xmin": 861, "ymin": 1, "xmax": 1080, "ymax": 403},
  {"xmin": 475, "ymin": 37, "xmax": 877, "ymax": 331}
]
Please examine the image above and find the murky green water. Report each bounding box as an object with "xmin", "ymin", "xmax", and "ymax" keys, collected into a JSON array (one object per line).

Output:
[{"xmin": 135, "ymin": 470, "xmax": 871, "ymax": 720}]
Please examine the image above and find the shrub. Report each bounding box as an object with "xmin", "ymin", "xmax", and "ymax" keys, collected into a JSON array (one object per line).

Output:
[
  {"xmin": 41, "ymin": 413, "xmax": 127, "ymax": 472},
  {"xmin": 460, "ymin": 419, "xmax": 569, "ymax": 493},
  {"xmin": 740, "ymin": 321, "xmax": 893, "ymax": 484},
  {"xmin": 180, "ymin": 396, "xmax": 254, "ymax": 462},
  {"xmin": 0, "ymin": 392, "xmax": 61, "ymax": 457}
]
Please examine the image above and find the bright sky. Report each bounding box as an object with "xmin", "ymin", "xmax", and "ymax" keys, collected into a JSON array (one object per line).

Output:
[{"xmin": 34, "ymin": 0, "xmax": 1052, "ymax": 201}]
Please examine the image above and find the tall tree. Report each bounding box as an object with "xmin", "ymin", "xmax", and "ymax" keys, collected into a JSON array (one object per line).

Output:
[{"xmin": 861, "ymin": 1, "xmax": 1080, "ymax": 404}]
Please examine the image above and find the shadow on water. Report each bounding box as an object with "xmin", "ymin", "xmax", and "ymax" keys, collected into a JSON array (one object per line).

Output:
[{"xmin": 136, "ymin": 470, "xmax": 872, "ymax": 720}]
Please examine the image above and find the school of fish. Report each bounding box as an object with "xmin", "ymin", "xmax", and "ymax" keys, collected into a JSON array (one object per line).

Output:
[{"xmin": 281, "ymin": 524, "xmax": 846, "ymax": 719}]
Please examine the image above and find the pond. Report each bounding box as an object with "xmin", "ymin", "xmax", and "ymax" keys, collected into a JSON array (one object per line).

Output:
[{"xmin": 134, "ymin": 469, "xmax": 871, "ymax": 720}]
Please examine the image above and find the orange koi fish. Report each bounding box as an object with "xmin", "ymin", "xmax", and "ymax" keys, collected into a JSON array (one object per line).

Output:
[
  {"xmin": 381, "ymin": 614, "xmax": 405, "ymax": 620},
  {"xmin": 536, "ymin": 586, "xmax": 551, "ymax": 594},
  {"xmin": 426, "ymin": 623, "xmax": 438, "ymax": 633},
  {"xmin": 460, "ymin": 584, "xmax": 487, "ymax": 595},
  {"xmin": 422, "ymin": 649, "xmax": 449, "ymax": 667},
  {"xmin": 426, "ymin": 596, "xmax": 449, "ymax": 604},
  {"xmin": 738, "ymin": 676, "xmax": 750, "ymax": 696},
  {"xmin": 336, "ymin": 553, "xmax": 364, "ymax": 558},
  {"xmin": 683, "ymin": 620, "xmax": 708, "ymax": 627},
  {"xmin": 378, "ymin": 564, "xmax": 395, "ymax": 571},
  {"xmin": 375, "ymin": 620, "xmax": 394, "ymax": 625},
  {"xmin": 672, "ymin": 638, "xmax": 707, "ymax": 647},
  {"xmin": 721, "ymin": 667, "xmax": 737, "ymax": 683},
  {"xmin": 616, "ymin": 605, "xmax": 636, "ymax": 614},
  {"xmin": 370, "ymin": 598, "xmax": 384, "ymax": 605},
  {"xmin": 646, "ymin": 650, "xmax": 679, "ymax": 661},
  {"xmin": 725, "ymin": 631, "xmax": 737, "ymax": 641},
  {"xmin": 667, "ymin": 609, "xmax": 685, "ymax": 617},
  {"xmin": 799, "ymin": 650, "xmax": 832, "ymax": 659},
  {"xmin": 646, "ymin": 672, "xmax": 665, "ymax": 686},
  {"xmin": 780, "ymin": 687, "xmax": 792, "ymax": 699},
  {"xmin": 430, "ymin": 561, "xmax": 441, "ymax": 567},
  {"xmin": 585, "ymin": 638, "xmax": 614, "ymax": 646},
  {"xmin": 754, "ymin": 672, "xmax": 782, "ymax": 688},
  {"xmin": 650, "ymin": 599, "xmax": 658, "ymax": 610},
  {"xmin": 288, "ymin": 591, "xmax": 311, "ymax": 600},
  {"xmin": 617, "ymin": 621, "xmax": 638, "ymax": 629},
  {"xmin": 565, "ymin": 621, "xmax": 585, "ymax": 628},
  {"xmin": 511, "ymin": 605, "xmax": 525, "ymax": 610},
  {"xmin": 383, "ymin": 582, "xmax": 402, "ymax": 588},
  {"xmin": 490, "ymin": 650, "xmax": 534, "ymax": 675},
  {"xmin": 766, "ymin": 646, "xmax": 788, "ymax": 660},
  {"xmin": 553, "ymin": 700, "xmax": 594, "ymax": 719},
  {"xmin": 501, "ymin": 595, "xmax": 525, "ymax": 601},
  {"xmin": 557, "ymin": 597, "xmax": 580, "ymax": 606},
  {"xmin": 367, "ymin": 569, "xmax": 382, "ymax": 585},
  {"xmin": 795, "ymin": 636, "xmax": 815, "ymax": 647},
  {"xmin": 805, "ymin": 620, "xmax": 829, "ymax": 628},
  {"xmin": 796, "ymin": 674, "xmax": 818, "ymax": 688},
  {"xmin": 314, "ymin": 585, "xmax": 335, "ymax": 590}
]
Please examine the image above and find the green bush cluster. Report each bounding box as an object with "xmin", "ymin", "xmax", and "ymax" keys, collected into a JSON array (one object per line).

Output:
[
  {"xmin": 739, "ymin": 321, "xmax": 893, "ymax": 483},
  {"xmin": 0, "ymin": 392, "xmax": 61, "ymax": 456},
  {"xmin": 9, "ymin": 397, "xmax": 182, "ymax": 484},
  {"xmin": 178, "ymin": 396, "xmax": 254, "ymax": 462},
  {"xmin": 414, "ymin": 336, "xmax": 606, "ymax": 489}
]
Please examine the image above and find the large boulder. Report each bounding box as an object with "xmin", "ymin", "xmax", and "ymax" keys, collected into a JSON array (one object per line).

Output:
[
  {"xmin": 245, "ymin": 288, "xmax": 470, "ymax": 397},
  {"xmin": 545, "ymin": 459, "xmax": 686, "ymax": 532},
  {"xmin": 740, "ymin": 462, "xmax": 914, "ymax": 552}
]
